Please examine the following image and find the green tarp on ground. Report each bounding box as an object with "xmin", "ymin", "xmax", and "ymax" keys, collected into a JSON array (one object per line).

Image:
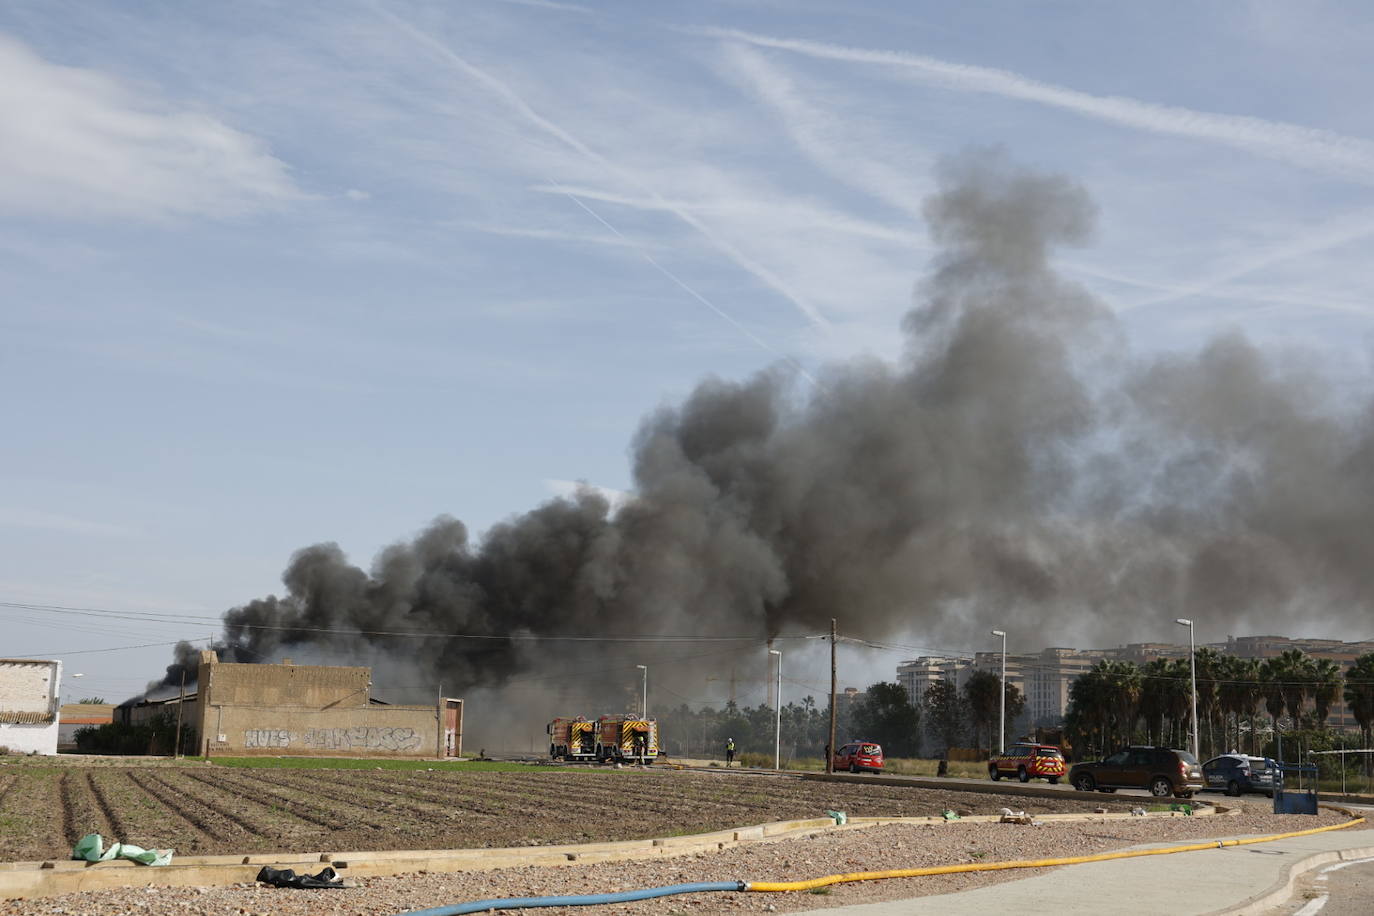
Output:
[{"xmin": 71, "ymin": 833, "xmax": 173, "ymax": 866}]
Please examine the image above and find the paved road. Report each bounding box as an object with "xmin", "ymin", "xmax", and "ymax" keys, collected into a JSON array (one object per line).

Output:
[{"xmin": 1265, "ymin": 854, "xmax": 1374, "ymax": 916}]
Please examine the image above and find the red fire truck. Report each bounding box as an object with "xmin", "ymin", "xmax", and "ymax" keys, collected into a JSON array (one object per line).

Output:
[
  {"xmin": 547, "ymin": 715, "xmax": 658, "ymax": 764},
  {"xmin": 595, "ymin": 715, "xmax": 658, "ymax": 764},
  {"xmin": 547, "ymin": 716, "xmax": 598, "ymax": 761}
]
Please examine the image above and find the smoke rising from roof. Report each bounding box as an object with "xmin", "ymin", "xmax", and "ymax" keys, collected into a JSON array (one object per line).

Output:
[{"xmin": 159, "ymin": 150, "xmax": 1374, "ymax": 699}]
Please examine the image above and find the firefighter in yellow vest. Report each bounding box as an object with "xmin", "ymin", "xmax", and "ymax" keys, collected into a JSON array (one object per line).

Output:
[{"xmin": 725, "ymin": 737, "xmax": 735, "ymax": 766}]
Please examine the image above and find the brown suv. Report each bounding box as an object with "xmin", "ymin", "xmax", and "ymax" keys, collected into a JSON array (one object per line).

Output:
[{"xmin": 1068, "ymin": 746, "xmax": 1204, "ymax": 798}]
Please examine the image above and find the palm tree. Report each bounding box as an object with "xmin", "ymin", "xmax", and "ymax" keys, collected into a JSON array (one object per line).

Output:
[
  {"xmin": 1310, "ymin": 658, "xmax": 1343, "ymax": 730},
  {"xmin": 1164, "ymin": 658, "xmax": 1193, "ymax": 748},
  {"xmin": 1275, "ymin": 649, "xmax": 1317, "ymax": 729},
  {"xmin": 1067, "ymin": 663, "xmax": 1111, "ymax": 758},
  {"xmin": 1343, "ymin": 654, "xmax": 1374, "ymax": 774},
  {"xmin": 1102, "ymin": 660, "xmax": 1143, "ymax": 751},
  {"xmin": 1234, "ymin": 657, "xmax": 1265, "ymax": 755},
  {"xmin": 1194, "ymin": 647, "xmax": 1224, "ymax": 757},
  {"xmin": 1261, "ymin": 656, "xmax": 1288, "ymax": 732},
  {"xmin": 1137, "ymin": 658, "xmax": 1174, "ymax": 746},
  {"xmin": 1215, "ymin": 654, "xmax": 1246, "ymax": 754}
]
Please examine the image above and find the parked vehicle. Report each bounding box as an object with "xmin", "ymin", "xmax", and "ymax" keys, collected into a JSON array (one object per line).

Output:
[
  {"xmin": 833, "ymin": 741, "xmax": 884, "ymax": 773},
  {"xmin": 988, "ymin": 743, "xmax": 1065, "ymax": 783},
  {"xmin": 546, "ymin": 715, "xmax": 658, "ymax": 764},
  {"xmin": 1201, "ymin": 754, "xmax": 1276, "ymax": 797},
  {"xmin": 594, "ymin": 715, "xmax": 658, "ymax": 764},
  {"xmin": 1068, "ymin": 746, "xmax": 1203, "ymax": 798},
  {"xmin": 547, "ymin": 716, "xmax": 598, "ymax": 761}
]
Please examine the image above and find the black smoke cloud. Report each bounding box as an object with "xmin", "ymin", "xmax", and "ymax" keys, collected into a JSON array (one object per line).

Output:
[{"xmin": 159, "ymin": 150, "xmax": 1374, "ymax": 695}]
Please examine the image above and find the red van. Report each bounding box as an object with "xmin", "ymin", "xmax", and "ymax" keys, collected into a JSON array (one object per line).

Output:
[{"xmin": 833, "ymin": 741, "xmax": 884, "ymax": 773}]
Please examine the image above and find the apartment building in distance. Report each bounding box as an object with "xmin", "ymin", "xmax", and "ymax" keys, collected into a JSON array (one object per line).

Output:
[
  {"xmin": 895, "ymin": 656, "xmax": 973, "ymax": 708},
  {"xmin": 896, "ymin": 635, "xmax": 1374, "ymax": 731}
]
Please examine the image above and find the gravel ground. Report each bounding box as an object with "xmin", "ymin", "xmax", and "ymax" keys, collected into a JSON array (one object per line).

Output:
[{"xmin": 1, "ymin": 799, "xmax": 1352, "ymax": 915}]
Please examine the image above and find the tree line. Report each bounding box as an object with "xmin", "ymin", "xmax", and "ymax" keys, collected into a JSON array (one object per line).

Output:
[
  {"xmin": 655, "ymin": 670, "xmax": 1025, "ymax": 762},
  {"xmin": 1065, "ymin": 649, "xmax": 1374, "ymax": 761}
]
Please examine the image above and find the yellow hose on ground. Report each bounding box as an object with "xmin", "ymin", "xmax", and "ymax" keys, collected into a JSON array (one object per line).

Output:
[{"xmin": 745, "ymin": 814, "xmax": 1366, "ymax": 892}]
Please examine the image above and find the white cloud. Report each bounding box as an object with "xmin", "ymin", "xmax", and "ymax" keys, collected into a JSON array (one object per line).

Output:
[
  {"xmin": 492, "ymin": 0, "xmax": 593, "ymax": 13},
  {"xmin": 0, "ymin": 507, "xmax": 138, "ymax": 539},
  {"xmin": 467, "ymin": 222, "xmax": 662, "ymax": 249},
  {"xmin": 0, "ymin": 33, "xmax": 302, "ymax": 221},
  {"xmin": 344, "ymin": 188, "xmax": 371, "ymax": 201},
  {"xmin": 706, "ymin": 28, "xmax": 1374, "ymax": 185}
]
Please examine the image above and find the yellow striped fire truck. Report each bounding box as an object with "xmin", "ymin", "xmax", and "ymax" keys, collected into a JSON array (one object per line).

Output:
[
  {"xmin": 547, "ymin": 716, "xmax": 599, "ymax": 761},
  {"xmin": 547, "ymin": 715, "xmax": 658, "ymax": 764}
]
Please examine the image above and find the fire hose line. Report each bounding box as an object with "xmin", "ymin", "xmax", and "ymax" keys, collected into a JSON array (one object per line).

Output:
[{"xmin": 397, "ymin": 816, "xmax": 1365, "ymax": 915}]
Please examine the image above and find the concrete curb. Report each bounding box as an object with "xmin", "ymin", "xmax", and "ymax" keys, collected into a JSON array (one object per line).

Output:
[
  {"xmin": 0, "ymin": 806, "xmax": 1223, "ymax": 900},
  {"xmin": 1212, "ymin": 843, "xmax": 1374, "ymax": 916}
]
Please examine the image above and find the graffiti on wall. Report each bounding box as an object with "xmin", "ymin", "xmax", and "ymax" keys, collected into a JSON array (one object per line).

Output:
[
  {"xmin": 305, "ymin": 727, "xmax": 422, "ymax": 751},
  {"xmin": 244, "ymin": 729, "xmax": 290, "ymax": 748},
  {"xmin": 241, "ymin": 726, "xmax": 422, "ymax": 751}
]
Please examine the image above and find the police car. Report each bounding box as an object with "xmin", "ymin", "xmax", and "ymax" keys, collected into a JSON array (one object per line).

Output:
[{"xmin": 1201, "ymin": 754, "xmax": 1277, "ymax": 797}]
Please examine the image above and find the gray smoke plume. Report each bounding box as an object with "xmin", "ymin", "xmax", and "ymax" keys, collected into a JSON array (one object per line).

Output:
[{"xmin": 158, "ymin": 150, "xmax": 1374, "ymax": 703}]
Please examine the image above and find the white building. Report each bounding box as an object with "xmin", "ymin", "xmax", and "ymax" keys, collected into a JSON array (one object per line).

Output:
[
  {"xmin": 895, "ymin": 656, "xmax": 972, "ymax": 707},
  {"xmin": 1023, "ymin": 648, "xmax": 1100, "ymax": 725},
  {"xmin": 0, "ymin": 659, "xmax": 61, "ymax": 755}
]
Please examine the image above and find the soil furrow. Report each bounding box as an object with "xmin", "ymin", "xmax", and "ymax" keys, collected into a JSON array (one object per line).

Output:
[
  {"xmin": 84, "ymin": 772, "xmax": 130, "ymax": 841},
  {"xmin": 307, "ymin": 770, "xmax": 505, "ymax": 818},
  {"xmin": 126, "ymin": 771, "xmax": 227, "ymax": 843},
  {"xmin": 141, "ymin": 771, "xmax": 267, "ymax": 837},
  {"xmin": 287, "ymin": 770, "xmax": 477, "ymax": 821},
  {"xmin": 216, "ymin": 770, "xmax": 389, "ymax": 830},
  {"xmin": 238, "ymin": 769, "xmax": 422, "ymax": 829},
  {"xmin": 181, "ymin": 770, "xmax": 335, "ymax": 830}
]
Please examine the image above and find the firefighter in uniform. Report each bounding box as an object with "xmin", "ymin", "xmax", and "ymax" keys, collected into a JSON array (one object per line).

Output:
[
  {"xmin": 725, "ymin": 737, "xmax": 735, "ymax": 767},
  {"xmin": 633, "ymin": 729, "xmax": 647, "ymax": 761}
]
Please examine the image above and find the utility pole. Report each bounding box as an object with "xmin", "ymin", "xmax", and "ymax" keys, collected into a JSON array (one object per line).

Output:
[
  {"xmin": 173, "ymin": 669, "xmax": 186, "ymax": 759},
  {"xmin": 827, "ymin": 618, "xmax": 837, "ymax": 775}
]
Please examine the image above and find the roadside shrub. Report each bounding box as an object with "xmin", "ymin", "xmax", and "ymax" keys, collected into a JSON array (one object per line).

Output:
[{"xmin": 73, "ymin": 713, "xmax": 196, "ymax": 756}]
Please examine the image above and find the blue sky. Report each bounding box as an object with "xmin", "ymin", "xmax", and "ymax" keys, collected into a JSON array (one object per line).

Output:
[{"xmin": 4, "ymin": 0, "xmax": 1374, "ymax": 703}]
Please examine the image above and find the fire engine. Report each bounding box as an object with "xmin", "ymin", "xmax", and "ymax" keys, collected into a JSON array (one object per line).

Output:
[
  {"xmin": 547, "ymin": 715, "xmax": 658, "ymax": 764},
  {"xmin": 547, "ymin": 716, "xmax": 598, "ymax": 761}
]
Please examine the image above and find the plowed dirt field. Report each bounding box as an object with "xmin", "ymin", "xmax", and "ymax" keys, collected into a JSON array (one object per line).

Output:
[{"xmin": 0, "ymin": 761, "xmax": 1151, "ymax": 861}]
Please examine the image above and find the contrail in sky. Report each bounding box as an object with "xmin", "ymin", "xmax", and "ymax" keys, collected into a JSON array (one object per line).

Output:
[
  {"xmin": 547, "ymin": 177, "xmax": 821, "ymax": 387},
  {"xmin": 703, "ymin": 27, "xmax": 1374, "ymax": 185},
  {"xmin": 372, "ymin": 6, "xmax": 832, "ymax": 331}
]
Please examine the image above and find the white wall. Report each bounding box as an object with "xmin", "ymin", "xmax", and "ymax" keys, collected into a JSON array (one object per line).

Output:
[{"xmin": 0, "ymin": 659, "xmax": 61, "ymax": 755}]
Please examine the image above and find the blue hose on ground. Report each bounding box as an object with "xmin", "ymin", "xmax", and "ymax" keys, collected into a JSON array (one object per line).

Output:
[{"xmin": 397, "ymin": 880, "xmax": 747, "ymax": 915}]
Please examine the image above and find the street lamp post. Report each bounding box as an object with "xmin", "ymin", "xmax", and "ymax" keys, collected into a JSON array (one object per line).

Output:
[
  {"xmin": 636, "ymin": 665, "xmax": 648, "ymax": 719},
  {"xmin": 769, "ymin": 649, "xmax": 782, "ymax": 770},
  {"xmin": 990, "ymin": 630, "xmax": 1007, "ymax": 754},
  {"xmin": 1175, "ymin": 619, "xmax": 1198, "ymax": 761}
]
